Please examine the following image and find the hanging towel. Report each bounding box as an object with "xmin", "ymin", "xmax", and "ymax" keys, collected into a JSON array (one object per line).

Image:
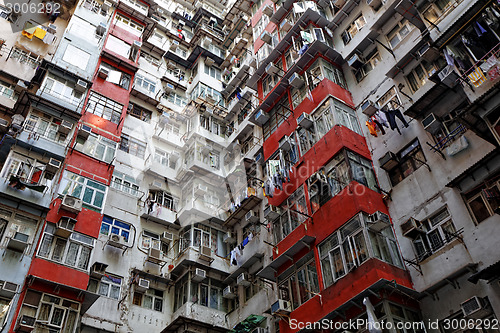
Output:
[
  {"xmin": 468, "ymin": 67, "xmax": 487, "ymax": 87},
  {"xmin": 366, "ymin": 120, "xmax": 378, "ymax": 137}
]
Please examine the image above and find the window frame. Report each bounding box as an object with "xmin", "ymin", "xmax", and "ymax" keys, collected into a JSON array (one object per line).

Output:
[
  {"xmin": 85, "ymin": 91, "xmax": 124, "ymax": 123},
  {"xmin": 59, "ymin": 171, "xmax": 108, "ymax": 210}
]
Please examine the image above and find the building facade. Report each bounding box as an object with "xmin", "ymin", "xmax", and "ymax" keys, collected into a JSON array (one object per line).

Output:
[{"xmin": 0, "ymin": 0, "xmax": 499, "ymax": 332}]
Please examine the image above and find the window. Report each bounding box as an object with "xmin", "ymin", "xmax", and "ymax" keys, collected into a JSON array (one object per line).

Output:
[
  {"xmin": 422, "ymin": 0, "xmax": 464, "ymax": 26},
  {"xmin": 62, "ymin": 44, "xmax": 91, "ymax": 70},
  {"xmin": 59, "ymin": 171, "xmax": 107, "ymax": 210},
  {"xmin": 376, "ymin": 86, "xmax": 402, "ymax": 110},
  {"xmin": 290, "ymin": 76, "xmax": 307, "ymax": 109},
  {"xmin": 174, "ymin": 275, "xmax": 226, "ymax": 312},
  {"xmin": 42, "ymin": 73, "xmax": 84, "ymax": 105},
  {"xmin": 0, "ymin": 151, "xmax": 55, "ymax": 187},
  {"xmin": 100, "ymin": 216, "xmax": 131, "ymax": 241},
  {"xmin": 387, "ymin": 19, "xmax": 413, "ymax": 49},
  {"xmin": 114, "ymin": 13, "xmax": 144, "ymax": 36},
  {"xmin": 105, "ymin": 35, "xmax": 131, "ymax": 59},
  {"xmin": 111, "ymin": 170, "xmax": 140, "ymax": 196},
  {"xmin": 262, "ymin": 72, "xmax": 280, "ymax": 97},
  {"xmin": 190, "ymin": 83, "xmax": 224, "ymax": 107},
  {"xmin": 273, "ymin": 186, "xmax": 308, "ymax": 243},
  {"xmin": 318, "ymin": 213, "xmax": 402, "ymax": 288},
  {"xmin": 0, "ymin": 298, "xmax": 11, "ymax": 328},
  {"xmin": 127, "ymin": 103, "xmax": 152, "ymax": 122},
  {"xmin": 406, "ymin": 60, "xmax": 439, "ymax": 92},
  {"xmin": 341, "ymin": 15, "xmax": 366, "ymax": 45},
  {"xmin": 119, "ymin": 134, "xmax": 146, "ymax": 159},
  {"xmin": 278, "ymin": 252, "xmax": 319, "ymax": 310},
  {"xmin": 199, "ymin": 115, "xmax": 227, "ymax": 137},
  {"xmin": 154, "ymin": 149, "xmax": 178, "ymax": 169},
  {"xmin": 348, "ymin": 151, "xmax": 378, "ymax": 190},
  {"xmin": 24, "ymin": 110, "xmax": 71, "ymax": 143},
  {"xmin": 147, "ymin": 190, "xmax": 179, "ymax": 212},
  {"xmin": 204, "ymin": 65, "xmax": 221, "ymax": 80},
  {"xmin": 178, "ymin": 223, "xmax": 227, "ymax": 257},
  {"xmin": 82, "ymin": 0, "xmax": 108, "ymax": 15},
  {"xmin": 133, "ymin": 288, "xmax": 164, "ymax": 311},
  {"xmin": 386, "ymin": 140, "xmax": 426, "ymax": 186},
  {"xmin": 140, "ymin": 230, "xmax": 167, "ymax": 253},
  {"xmin": 38, "ymin": 224, "xmax": 94, "ymax": 271},
  {"xmin": 306, "ymin": 58, "xmax": 347, "ymax": 90},
  {"xmin": 263, "ymin": 95, "xmax": 292, "ymax": 139},
  {"xmin": 86, "ymin": 91, "xmax": 124, "ymax": 123},
  {"xmin": 135, "ymin": 74, "xmax": 156, "ymax": 93},
  {"xmin": 75, "ymin": 133, "xmax": 117, "ymax": 163},
  {"xmin": 34, "ymin": 292, "xmax": 80, "ymax": 332},
  {"xmin": 244, "ymin": 277, "xmax": 263, "ymax": 302},
  {"xmin": 99, "ymin": 62, "xmax": 131, "ymax": 89},
  {"xmin": 465, "ymin": 179, "xmax": 500, "ymax": 224},
  {"xmin": 253, "ymin": 14, "xmax": 269, "ymax": 38},
  {"xmin": 354, "ymin": 48, "xmax": 382, "ymax": 82},
  {"xmin": 88, "ymin": 275, "xmax": 122, "ymax": 300},
  {"xmin": 0, "ymin": 80, "xmax": 18, "ymax": 100},
  {"xmin": 166, "ymin": 92, "xmax": 188, "ymax": 107}
]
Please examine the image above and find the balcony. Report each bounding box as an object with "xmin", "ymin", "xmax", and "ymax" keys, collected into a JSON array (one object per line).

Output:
[
  {"xmin": 269, "ymin": 0, "xmax": 295, "ymax": 24},
  {"xmin": 36, "ymin": 84, "xmax": 85, "ymax": 114},
  {"xmin": 225, "ymin": 87, "xmax": 254, "ymax": 118},
  {"xmin": 16, "ymin": 127, "xmax": 69, "ymax": 160},
  {"xmin": 222, "ymin": 52, "xmax": 255, "ymax": 95},
  {"xmin": 0, "ymin": 45, "xmax": 41, "ymax": 82},
  {"xmin": 140, "ymin": 203, "xmax": 177, "ymax": 225},
  {"xmin": 223, "ymin": 185, "xmax": 262, "ymax": 227},
  {"xmin": 131, "ymin": 78, "xmax": 160, "ymax": 106},
  {"xmin": 171, "ymin": 245, "xmax": 228, "ymax": 274},
  {"xmin": 224, "ymin": 232, "xmax": 264, "ymax": 280},
  {"xmin": 461, "ymin": 44, "xmax": 500, "ymax": 103},
  {"xmin": 0, "ymin": 171, "xmax": 54, "ymax": 209},
  {"xmin": 169, "ymin": 302, "xmax": 229, "ymax": 331},
  {"xmin": 144, "ymin": 153, "xmax": 179, "ymax": 180},
  {"xmin": 116, "ymin": 0, "xmax": 149, "ymax": 21}
]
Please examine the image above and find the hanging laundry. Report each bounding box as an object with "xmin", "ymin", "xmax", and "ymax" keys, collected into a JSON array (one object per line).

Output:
[
  {"xmin": 382, "ymin": 108, "xmax": 409, "ymax": 135},
  {"xmin": 487, "ymin": 64, "xmax": 500, "ymax": 81},
  {"xmin": 372, "ymin": 118, "xmax": 386, "ymax": 135},
  {"xmin": 366, "ymin": 120, "xmax": 378, "ymax": 137},
  {"xmin": 468, "ymin": 67, "xmax": 487, "ymax": 87}
]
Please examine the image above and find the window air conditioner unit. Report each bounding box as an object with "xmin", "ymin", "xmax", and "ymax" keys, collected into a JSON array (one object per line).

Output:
[
  {"xmin": 151, "ymin": 180, "xmax": 163, "ymax": 189},
  {"xmin": 108, "ymin": 233, "xmax": 127, "ymax": 248},
  {"xmin": 156, "ymin": 7, "xmax": 164, "ymax": 14},
  {"xmin": 192, "ymin": 268, "xmax": 207, "ymax": 282},
  {"xmin": 264, "ymin": 205, "xmax": 280, "ymax": 221},
  {"xmin": 165, "ymin": 83, "xmax": 175, "ymax": 92},
  {"xmin": 378, "ymin": 151, "xmax": 398, "ymax": 171},
  {"xmin": 223, "ymin": 286, "xmax": 237, "ymax": 298},
  {"xmin": 161, "ymin": 232, "xmax": 173, "ymax": 242},
  {"xmin": 288, "ymin": 73, "xmax": 304, "ymax": 88},
  {"xmin": 98, "ymin": 67, "xmax": 109, "ymax": 79},
  {"xmin": 199, "ymin": 245, "xmax": 212, "ymax": 262},
  {"xmin": 255, "ymin": 109, "xmax": 269, "ymax": 125},
  {"xmin": 61, "ymin": 195, "xmax": 83, "ymax": 214},
  {"xmin": 170, "ymin": 42, "xmax": 178, "ymax": 52},
  {"xmin": 1, "ymin": 281, "xmax": 18, "ymax": 297},
  {"xmin": 461, "ymin": 296, "xmax": 490, "ymax": 318},
  {"xmin": 265, "ymin": 62, "xmax": 279, "ymax": 75},
  {"xmin": 401, "ymin": 218, "xmax": 423, "ymax": 237},
  {"xmin": 133, "ymin": 40, "xmax": 142, "ymax": 49},
  {"xmin": 203, "ymin": 37, "xmax": 212, "ymax": 48},
  {"xmin": 148, "ymin": 247, "xmax": 163, "ymax": 264},
  {"xmin": 58, "ymin": 120, "xmax": 73, "ymax": 134},
  {"xmin": 195, "ymin": 184, "xmax": 208, "ymax": 196},
  {"xmin": 77, "ymin": 124, "xmax": 92, "ymax": 141},
  {"xmin": 47, "ymin": 24, "xmax": 57, "ymax": 34},
  {"xmin": 46, "ymin": 158, "xmax": 62, "ymax": 173},
  {"xmin": 367, "ymin": 211, "xmax": 390, "ymax": 231},
  {"xmin": 422, "ymin": 113, "xmax": 441, "ymax": 134},
  {"xmin": 297, "ymin": 112, "xmax": 313, "ymax": 128},
  {"xmin": 17, "ymin": 315, "xmax": 36, "ymax": 332},
  {"xmin": 417, "ymin": 42, "xmax": 439, "ymax": 62},
  {"xmin": 0, "ymin": 118, "xmax": 9, "ymax": 133},
  {"xmin": 6, "ymin": 232, "xmax": 29, "ymax": 252},
  {"xmin": 271, "ymin": 299, "xmax": 291, "ymax": 315},
  {"xmin": 101, "ymin": 0, "xmax": 113, "ymax": 11},
  {"xmin": 279, "ymin": 135, "xmax": 291, "ymax": 152},
  {"xmin": 280, "ymin": 19, "xmax": 292, "ymax": 33},
  {"xmin": 260, "ymin": 31, "xmax": 272, "ymax": 44},
  {"xmin": 136, "ymin": 278, "xmax": 150, "ymax": 293},
  {"xmin": 90, "ymin": 262, "xmax": 108, "ymax": 278},
  {"xmin": 347, "ymin": 53, "xmax": 365, "ymax": 70},
  {"xmin": 360, "ymin": 100, "xmax": 378, "ymax": 116},
  {"xmin": 438, "ymin": 65, "xmax": 459, "ymax": 88},
  {"xmin": 96, "ymin": 22, "xmax": 107, "ymax": 36},
  {"xmin": 55, "ymin": 217, "xmax": 77, "ymax": 238},
  {"xmin": 255, "ymin": 152, "xmax": 264, "ymax": 165},
  {"xmin": 262, "ymin": 4, "xmax": 274, "ymax": 16},
  {"xmin": 366, "ymin": 0, "xmax": 382, "ymax": 8},
  {"xmin": 245, "ymin": 210, "xmax": 259, "ymax": 223},
  {"xmin": 205, "ymin": 57, "xmax": 215, "ymax": 67},
  {"xmin": 223, "ymin": 231, "xmax": 236, "ymax": 243},
  {"xmin": 237, "ymin": 272, "xmax": 251, "ymax": 286},
  {"xmin": 74, "ymin": 79, "xmax": 88, "ymax": 93}
]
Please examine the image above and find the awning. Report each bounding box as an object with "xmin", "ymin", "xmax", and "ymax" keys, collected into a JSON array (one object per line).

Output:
[
  {"xmin": 228, "ymin": 315, "xmax": 266, "ymax": 333},
  {"xmin": 469, "ymin": 261, "xmax": 500, "ymax": 283}
]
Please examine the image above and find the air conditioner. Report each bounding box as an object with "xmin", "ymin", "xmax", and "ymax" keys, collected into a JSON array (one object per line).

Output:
[
  {"xmin": 422, "ymin": 113, "xmax": 441, "ymax": 134},
  {"xmin": 417, "ymin": 42, "xmax": 439, "ymax": 62},
  {"xmin": 254, "ymin": 109, "xmax": 269, "ymax": 125},
  {"xmin": 195, "ymin": 184, "xmax": 208, "ymax": 196},
  {"xmin": 264, "ymin": 205, "xmax": 280, "ymax": 221},
  {"xmin": 96, "ymin": 22, "xmax": 107, "ymax": 36},
  {"xmin": 271, "ymin": 299, "xmax": 291, "ymax": 315},
  {"xmin": 45, "ymin": 158, "xmax": 62, "ymax": 173},
  {"xmin": 73, "ymin": 79, "xmax": 88, "ymax": 93},
  {"xmin": 198, "ymin": 245, "xmax": 212, "ymax": 262},
  {"xmin": 101, "ymin": 0, "xmax": 112, "ymax": 11},
  {"xmin": 297, "ymin": 112, "xmax": 313, "ymax": 128},
  {"xmin": 136, "ymin": 278, "xmax": 150, "ymax": 293},
  {"xmin": 156, "ymin": 7, "xmax": 164, "ymax": 14},
  {"xmin": 245, "ymin": 210, "xmax": 259, "ymax": 223},
  {"xmin": 151, "ymin": 180, "xmax": 163, "ymax": 189},
  {"xmin": 461, "ymin": 296, "xmax": 490, "ymax": 318},
  {"xmin": 6, "ymin": 232, "xmax": 29, "ymax": 252},
  {"xmin": 378, "ymin": 151, "xmax": 398, "ymax": 171},
  {"xmin": 255, "ymin": 152, "xmax": 264, "ymax": 165},
  {"xmin": 223, "ymin": 286, "xmax": 237, "ymax": 298},
  {"xmin": 58, "ymin": 120, "xmax": 73, "ymax": 134},
  {"xmin": 161, "ymin": 232, "xmax": 173, "ymax": 242},
  {"xmin": 17, "ymin": 315, "xmax": 35, "ymax": 332},
  {"xmin": 90, "ymin": 262, "xmax": 108, "ymax": 278},
  {"xmin": 360, "ymin": 100, "xmax": 378, "ymax": 116},
  {"xmin": 47, "ymin": 24, "xmax": 57, "ymax": 33},
  {"xmin": 262, "ymin": 4, "xmax": 274, "ymax": 16},
  {"xmin": 260, "ymin": 31, "xmax": 272, "ymax": 44},
  {"xmin": 0, "ymin": 118, "xmax": 9, "ymax": 133},
  {"xmin": 367, "ymin": 0, "xmax": 382, "ymax": 8},
  {"xmin": 237, "ymin": 272, "xmax": 251, "ymax": 286},
  {"xmin": 438, "ymin": 65, "xmax": 459, "ymax": 88},
  {"xmin": 265, "ymin": 63, "xmax": 279, "ymax": 75},
  {"xmin": 148, "ymin": 247, "xmax": 163, "ymax": 264},
  {"xmin": 61, "ymin": 195, "xmax": 83, "ymax": 214},
  {"xmin": 288, "ymin": 73, "xmax": 304, "ymax": 88},
  {"xmin": 169, "ymin": 42, "xmax": 178, "ymax": 52},
  {"xmin": 77, "ymin": 124, "xmax": 92, "ymax": 141},
  {"xmin": 203, "ymin": 37, "xmax": 212, "ymax": 48},
  {"xmin": 367, "ymin": 211, "xmax": 390, "ymax": 231},
  {"xmin": 165, "ymin": 82, "xmax": 175, "ymax": 92},
  {"xmin": 1, "ymin": 281, "xmax": 19, "ymax": 294},
  {"xmin": 55, "ymin": 217, "xmax": 77, "ymax": 238},
  {"xmin": 108, "ymin": 233, "xmax": 127, "ymax": 248},
  {"xmin": 205, "ymin": 95, "xmax": 216, "ymax": 105},
  {"xmin": 98, "ymin": 67, "xmax": 109, "ymax": 79},
  {"xmin": 223, "ymin": 231, "xmax": 236, "ymax": 243},
  {"xmin": 280, "ymin": 19, "xmax": 292, "ymax": 33},
  {"xmin": 205, "ymin": 57, "xmax": 215, "ymax": 67},
  {"xmin": 279, "ymin": 135, "xmax": 291, "ymax": 152},
  {"xmin": 347, "ymin": 53, "xmax": 365, "ymax": 70},
  {"xmin": 133, "ymin": 40, "xmax": 142, "ymax": 49},
  {"xmin": 401, "ymin": 218, "xmax": 423, "ymax": 237},
  {"xmin": 193, "ymin": 268, "xmax": 206, "ymax": 281}
]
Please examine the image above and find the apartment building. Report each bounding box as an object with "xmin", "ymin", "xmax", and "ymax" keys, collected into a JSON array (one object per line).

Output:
[{"xmin": 0, "ymin": 0, "xmax": 499, "ymax": 332}]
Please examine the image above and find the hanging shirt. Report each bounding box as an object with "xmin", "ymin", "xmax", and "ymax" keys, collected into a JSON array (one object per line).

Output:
[{"xmin": 366, "ymin": 120, "xmax": 378, "ymax": 137}]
